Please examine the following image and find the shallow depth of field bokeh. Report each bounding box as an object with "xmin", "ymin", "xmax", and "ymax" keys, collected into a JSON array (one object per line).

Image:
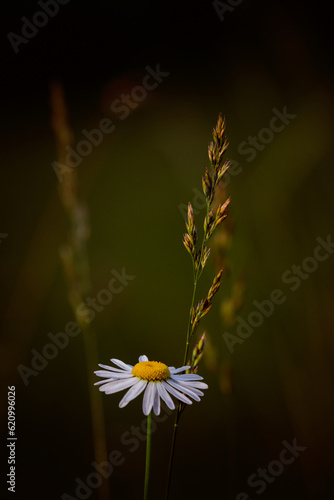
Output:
[{"xmin": 1, "ymin": 1, "xmax": 334, "ymax": 499}]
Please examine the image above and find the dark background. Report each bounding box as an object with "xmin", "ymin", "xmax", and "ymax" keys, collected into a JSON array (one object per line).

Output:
[{"xmin": 1, "ymin": 1, "xmax": 334, "ymax": 499}]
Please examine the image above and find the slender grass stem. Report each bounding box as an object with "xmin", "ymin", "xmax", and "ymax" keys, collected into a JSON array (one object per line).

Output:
[
  {"xmin": 166, "ymin": 115, "xmax": 229, "ymax": 499},
  {"xmin": 183, "ymin": 200, "xmax": 210, "ymax": 366},
  {"xmin": 165, "ymin": 409, "xmax": 180, "ymax": 500},
  {"xmin": 165, "ymin": 202, "xmax": 210, "ymax": 500},
  {"xmin": 82, "ymin": 326, "xmax": 110, "ymax": 488},
  {"xmin": 144, "ymin": 412, "xmax": 152, "ymax": 500},
  {"xmin": 50, "ymin": 83, "xmax": 110, "ymax": 500},
  {"xmin": 183, "ymin": 281, "xmax": 198, "ymax": 366}
]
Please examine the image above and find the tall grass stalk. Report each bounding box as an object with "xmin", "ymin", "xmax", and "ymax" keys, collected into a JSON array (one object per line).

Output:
[
  {"xmin": 50, "ymin": 82, "xmax": 110, "ymax": 500},
  {"xmin": 165, "ymin": 114, "xmax": 231, "ymax": 499}
]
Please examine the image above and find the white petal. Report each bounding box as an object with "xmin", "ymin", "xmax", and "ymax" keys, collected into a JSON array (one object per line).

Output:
[
  {"xmin": 169, "ymin": 365, "xmax": 191, "ymax": 374},
  {"xmin": 95, "ymin": 371, "xmax": 134, "ymax": 379},
  {"xmin": 119, "ymin": 380, "xmax": 147, "ymax": 408},
  {"xmin": 174, "ymin": 381, "xmax": 205, "ymax": 396},
  {"xmin": 110, "ymin": 358, "xmax": 133, "ymax": 371},
  {"xmin": 100, "ymin": 377, "xmax": 137, "ymax": 394},
  {"xmin": 94, "ymin": 379, "xmax": 115, "ymax": 386},
  {"xmin": 94, "ymin": 370, "xmax": 117, "ymax": 378},
  {"xmin": 138, "ymin": 355, "xmax": 149, "ymax": 362},
  {"xmin": 156, "ymin": 382, "xmax": 175, "ymax": 411},
  {"xmin": 167, "ymin": 379, "xmax": 201, "ymax": 401},
  {"xmin": 142, "ymin": 383, "xmax": 155, "ymax": 416},
  {"xmin": 98, "ymin": 364, "xmax": 129, "ymax": 373},
  {"xmin": 183, "ymin": 380, "xmax": 208, "ymax": 390},
  {"xmin": 162, "ymin": 381, "xmax": 192, "ymax": 405},
  {"xmin": 170, "ymin": 373, "xmax": 203, "ymax": 381},
  {"xmin": 153, "ymin": 384, "xmax": 161, "ymax": 416}
]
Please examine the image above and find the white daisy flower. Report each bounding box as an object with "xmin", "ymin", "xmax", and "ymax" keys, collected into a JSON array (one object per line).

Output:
[{"xmin": 94, "ymin": 355, "xmax": 208, "ymax": 416}]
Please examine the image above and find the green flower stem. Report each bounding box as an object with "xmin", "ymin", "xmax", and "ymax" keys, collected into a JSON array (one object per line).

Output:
[{"xmin": 144, "ymin": 412, "xmax": 152, "ymax": 500}]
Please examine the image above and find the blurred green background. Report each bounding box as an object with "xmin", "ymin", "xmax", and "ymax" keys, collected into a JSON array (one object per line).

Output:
[{"xmin": 1, "ymin": 1, "xmax": 334, "ymax": 499}]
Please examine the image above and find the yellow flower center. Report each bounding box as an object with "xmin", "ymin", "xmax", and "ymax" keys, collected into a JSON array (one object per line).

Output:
[{"xmin": 132, "ymin": 361, "xmax": 170, "ymax": 382}]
